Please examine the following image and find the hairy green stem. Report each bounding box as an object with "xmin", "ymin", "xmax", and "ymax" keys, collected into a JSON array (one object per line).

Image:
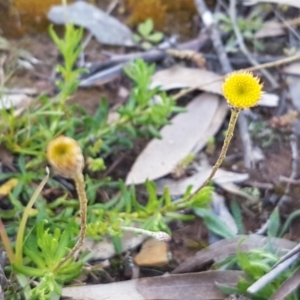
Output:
[
  {"xmin": 54, "ymin": 172, "xmax": 87, "ymax": 272},
  {"xmin": 198, "ymin": 108, "xmax": 240, "ymax": 190}
]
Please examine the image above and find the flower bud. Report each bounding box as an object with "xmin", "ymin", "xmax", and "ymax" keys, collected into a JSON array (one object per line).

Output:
[{"xmin": 47, "ymin": 136, "xmax": 84, "ymax": 178}]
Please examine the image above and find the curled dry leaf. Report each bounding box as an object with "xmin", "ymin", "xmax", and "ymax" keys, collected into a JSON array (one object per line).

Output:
[
  {"xmin": 126, "ymin": 93, "xmax": 226, "ymax": 185},
  {"xmin": 62, "ymin": 270, "xmax": 244, "ymax": 300},
  {"xmin": 172, "ymin": 235, "xmax": 297, "ymax": 274},
  {"xmin": 151, "ymin": 66, "xmax": 279, "ymax": 107}
]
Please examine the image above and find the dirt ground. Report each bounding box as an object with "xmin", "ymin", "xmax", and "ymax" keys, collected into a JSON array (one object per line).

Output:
[{"xmin": 1, "ymin": 0, "xmax": 300, "ymax": 294}]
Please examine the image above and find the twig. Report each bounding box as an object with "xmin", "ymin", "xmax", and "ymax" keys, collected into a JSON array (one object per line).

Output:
[
  {"xmin": 289, "ymin": 133, "xmax": 298, "ymax": 181},
  {"xmin": 247, "ymin": 252, "xmax": 300, "ymax": 294},
  {"xmin": 279, "ymin": 176, "xmax": 300, "ymax": 184},
  {"xmin": 80, "ymin": 37, "xmax": 209, "ymax": 87},
  {"xmin": 274, "ymin": 10, "xmax": 300, "ymax": 42},
  {"xmin": 194, "ymin": 0, "xmax": 255, "ymax": 168},
  {"xmin": 106, "ymin": 0, "xmax": 119, "ymax": 14},
  {"xmin": 246, "ymin": 52, "xmax": 300, "ymax": 72},
  {"xmin": 238, "ymin": 110, "xmax": 254, "ymax": 168},
  {"xmin": 228, "ymin": 0, "xmax": 278, "ymax": 89},
  {"xmin": 174, "ymin": 52, "xmax": 300, "ymax": 100}
]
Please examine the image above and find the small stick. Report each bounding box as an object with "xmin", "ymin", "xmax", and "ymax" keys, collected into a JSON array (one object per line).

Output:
[{"xmin": 229, "ymin": 0, "xmax": 278, "ymax": 89}]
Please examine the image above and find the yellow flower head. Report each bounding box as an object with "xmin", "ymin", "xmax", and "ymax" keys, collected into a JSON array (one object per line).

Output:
[
  {"xmin": 222, "ymin": 71, "xmax": 263, "ymax": 109},
  {"xmin": 47, "ymin": 136, "xmax": 84, "ymax": 178}
]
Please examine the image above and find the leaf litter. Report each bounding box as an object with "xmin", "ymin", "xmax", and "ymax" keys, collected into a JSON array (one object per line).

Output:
[
  {"xmin": 126, "ymin": 93, "xmax": 224, "ymax": 185},
  {"xmin": 62, "ymin": 270, "xmax": 244, "ymax": 300},
  {"xmin": 1, "ymin": 0, "xmax": 299, "ymax": 300}
]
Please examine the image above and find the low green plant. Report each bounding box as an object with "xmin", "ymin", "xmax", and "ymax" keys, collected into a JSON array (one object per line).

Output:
[
  {"xmin": 217, "ymin": 242, "xmax": 300, "ymax": 299},
  {"xmin": 133, "ymin": 18, "xmax": 164, "ymax": 49},
  {"xmin": 86, "ymin": 182, "xmax": 212, "ymax": 240},
  {"xmin": 214, "ymin": 11, "xmax": 264, "ymax": 52},
  {"xmin": 0, "ymin": 171, "xmax": 79, "ymax": 299},
  {"xmin": 249, "ymin": 120, "xmax": 278, "ymax": 148},
  {"xmin": 0, "ymin": 170, "xmax": 212, "ymax": 298},
  {"xmin": 0, "ymin": 22, "xmax": 208, "ymax": 297}
]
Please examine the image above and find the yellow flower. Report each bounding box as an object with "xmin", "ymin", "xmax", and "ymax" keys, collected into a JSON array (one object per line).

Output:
[
  {"xmin": 47, "ymin": 136, "xmax": 84, "ymax": 178},
  {"xmin": 222, "ymin": 71, "xmax": 263, "ymax": 109}
]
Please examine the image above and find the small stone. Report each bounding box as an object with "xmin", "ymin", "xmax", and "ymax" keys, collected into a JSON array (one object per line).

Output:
[{"xmin": 134, "ymin": 238, "xmax": 169, "ymax": 267}]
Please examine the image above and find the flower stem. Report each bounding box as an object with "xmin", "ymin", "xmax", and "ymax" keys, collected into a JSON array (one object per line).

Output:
[
  {"xmin": 198, "ymin": 108, "xmax": 240, "ymax": 190},
  {"xmin": 54, "ymin": 172, "xmax": 87, "ymax": 272},
  {"xmin": 177, "ymin": 108, "xmax": 240, "ymax": 205}
]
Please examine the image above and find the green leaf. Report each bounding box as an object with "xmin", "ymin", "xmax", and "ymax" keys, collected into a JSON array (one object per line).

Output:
[
  {"xmin": 194, "ymin": 208, "xmax": 236, "ymax": 238},
  {"xmin": 147, "ymin": 32, "xmax": 164, "ymax": 43},
  {"xmin": 268, "ymin": 207, "xmax": 280, "ymax": 237},
  {"xmin": 13, "ymin": 264, "xmax": 46, "ymax": 277},
  {"xmin": 230, "ymin": 200, "xmax": 244, "ymax": 234},
  {"xmin": 141, "ymin": 41, "xmax": 152, "ymax": 49},
  {"xmin": 138, "ymin": 19, "xmax": 153, "ymax": 37},
  {"xmin": 280, "ymin": 209, "xmax": 300, "ymax": 237},
  {"xmin": 133, "ymin": 34, "xmax": 141, "ymax": 42}
]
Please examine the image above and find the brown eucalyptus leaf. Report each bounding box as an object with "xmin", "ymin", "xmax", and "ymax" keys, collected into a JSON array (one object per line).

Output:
[
  {"xmin": 62, "ymin": 271, "xmax": 244, "ymax": 300},
  {"xmin": 126, "ymin": 93, "xmax": 221, "ymax": 185},
  {"xmin": 151, "ymin": 66, "xmax": 278, "ymax": 107},
  {"xmin": 255, "ymin": 20, "xmax": 285, "ymax": 38},
  {"xmin": 48, "ymin": 2, "xmax": 135, "ymax": 46},
  {"xmin": 270, "ymin": 267, "xmax": 300, "ymax": 300},
  {"xmin": 137, "ymin": 270, "xmax": 244, "ymax": 300},
  {"xmin": 172, "ymin": 235, "xmax": 297, "ymax": 274},
  {"xmin": 155, "ymin": 162, "xmax": 248, "ymax": 196},
  {"xmin": 82, "ymin": 231, "xmax": 148, "ymax": 260},
  {"xmin": 0, "ymin": 94, "xmax": 33, "ymax": 110},
  {"xmin": 282, "ymin": 62, "xmax": 300, "ymax": 76}
]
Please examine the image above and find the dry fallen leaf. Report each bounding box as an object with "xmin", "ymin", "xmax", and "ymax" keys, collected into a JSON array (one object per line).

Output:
[
  {"xmin": 126, "ymin": 93, "xmax": 224, "ymax": 185},
  {"xmin": 212, "ymin": 193, "xmax": 238, "ymax": 235},
  {"xmin": 255, "ymin": 20, "xmax": 285, "ymax": 39},
  {"xmin": 62, "ymin": 270, "xmax": 243, "ymax": 300},
  {"xmin": 48, "ymin": 2, "xmax": 135, "ymax": 46},
  {"xmin": 151, "ymin": 66, "xmax": 279, "ymax": 107},
  {"xmin": 0, "ymin": 146, "xmax": 15, "ymax": 171},
  {"xmin": 0, "ymin": 179, "xmax": 18, "ymax": 199},
  {"xmin": 0, "ymin": 94, "xmax": 33, "ymax": 111},
  {"xmin": 269, "ymin": 267, "xmax": 300, "ymax": 300},
  {"xmin": 284, "ymin": 74, "xmax": 300, "ymax": 112},
  {"xmin": 282, "ymin": 62, "xmax": 300, "ymax": 76},
  {"xmin": 82, "ymin": 232, "xmax": 148, "ymax": 260},
  {"xmin": 155, "ymin": 154, "xmax": 249, "ymax": 196},
  {"xmin": 172, "ymin": 235, "xmax": 297, "ymax": 274}
]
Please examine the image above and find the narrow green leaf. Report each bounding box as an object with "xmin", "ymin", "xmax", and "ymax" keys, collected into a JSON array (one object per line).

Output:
[{"xmin": 194, "ymin": 208, "xmax": 236, "ymax": 238}]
